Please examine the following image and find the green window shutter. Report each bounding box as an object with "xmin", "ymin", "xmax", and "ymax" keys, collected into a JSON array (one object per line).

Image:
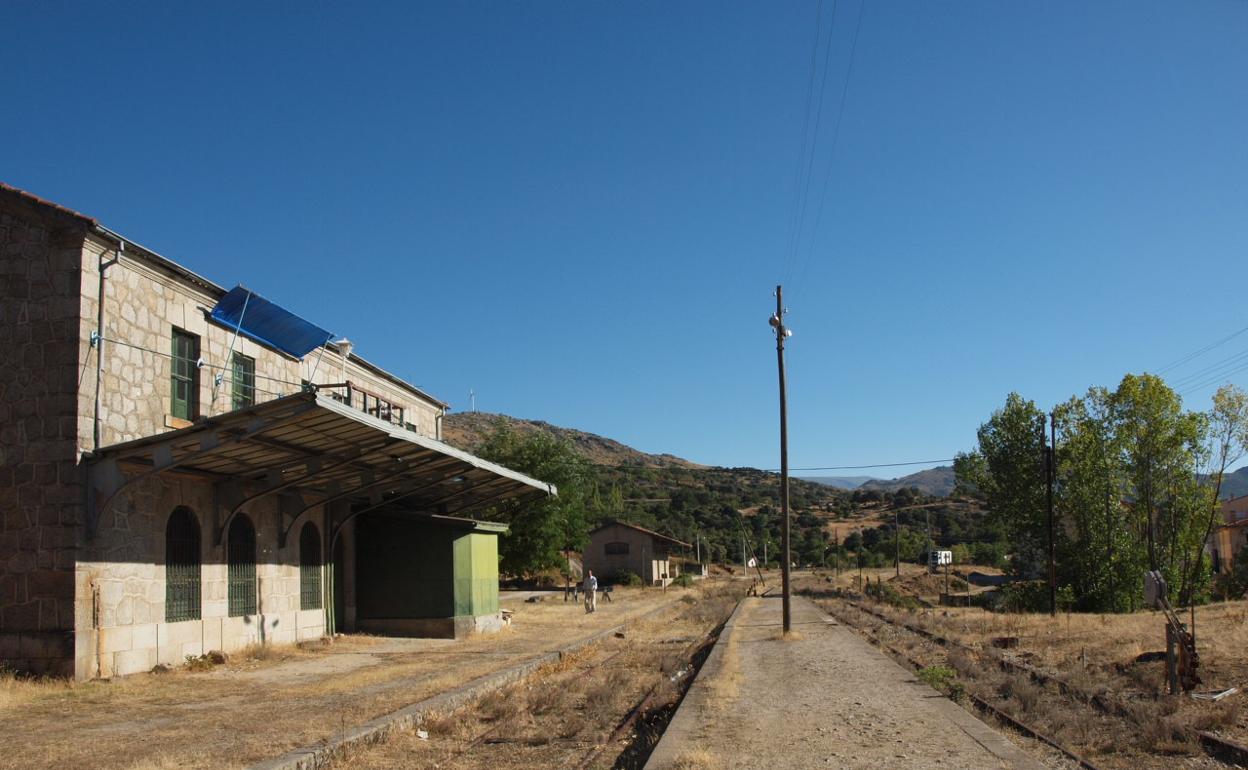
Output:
[
  {"xmin": 299, "ymin": 523, "xmax": 323, "ymax": 610},
  {"xmin": 165, "ymin": 508, "xmax": 202, "ymax": 622},
  {"xmin": 227, "ymin": 515, "xmax": 257, "ymax": 617},
  {"xmin": 171, "ymin": 329, "xmax": 200, "ymax": 420},
  {"xmin": 231, "ymin": 352, "xmax": 256, "ymax": 410}
]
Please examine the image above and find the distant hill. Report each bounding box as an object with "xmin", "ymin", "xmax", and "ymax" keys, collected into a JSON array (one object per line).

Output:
[
  {"xmin": 1217, "ymin": 466, "xmax": 1248, "ymax": 500},
  {"xmin": 443, "ymin": 412, "xmax": 703, "ymax": 470},
  {"xmin": 440, "ymin": 411, "xmax": 847, "ymax": 567},
  {"xmin": 860, "ymin": 466, "xmax": 957, "ymax": 497},
  {"xmin": 799, "ymin": 475, "xmax": 879, "ymax": 490}
]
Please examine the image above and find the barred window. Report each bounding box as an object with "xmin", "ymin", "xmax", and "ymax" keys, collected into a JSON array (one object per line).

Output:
[
  {"xmin": 299, "ymin": 522, "xmax": 322, "ymax": 610},
  {"xmin": 227, "ymin": 514, "xmax": 257, "ymax": 617},
  {"xmin": 165, "ymin": 507, "xmax": 201, "ymax": 622}
]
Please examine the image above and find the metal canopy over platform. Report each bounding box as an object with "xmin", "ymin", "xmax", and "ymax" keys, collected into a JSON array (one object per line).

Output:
[{"xmin": 87, "ymin": 392, "xmax": 554, "ymax": 542}]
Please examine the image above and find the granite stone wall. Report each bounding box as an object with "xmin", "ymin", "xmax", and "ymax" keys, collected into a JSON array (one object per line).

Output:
[
  {"xmin": 0, "ymin": 195, "xmax": 89, "ymax": 676},
  {"xmin": 3, "ymin": 189, "xmax": 443, "ymax": 678},
  {"xmin": 78, "ymin": 472, "xmax": 327, "ymax": 679}
]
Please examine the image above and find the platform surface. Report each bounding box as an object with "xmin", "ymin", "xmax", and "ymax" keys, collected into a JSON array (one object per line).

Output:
[{"xmin": 645, "ymin": 595, "xmax": 1045, "ymax": 770}]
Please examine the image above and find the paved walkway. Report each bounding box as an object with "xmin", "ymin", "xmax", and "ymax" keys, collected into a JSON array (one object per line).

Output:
[{"xmin": 646, "ymin": 596, "xmax": 1045, "ymax": 770}]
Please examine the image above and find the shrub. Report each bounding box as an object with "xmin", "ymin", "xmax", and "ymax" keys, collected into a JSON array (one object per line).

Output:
[
  {"xmin": 610, "ymin": 570, "xmax": 643, "ymax": 587},
  {"xmin": 865, "ymin": 579, "xmax": 919, "ymax": 609},
  {"xmin": 672, "ymin": 573, "xmax": 694, "ymax": 587},
  {"xmin": 999, "ymin": 581, "xmax": 1075, "ymax": 613}
]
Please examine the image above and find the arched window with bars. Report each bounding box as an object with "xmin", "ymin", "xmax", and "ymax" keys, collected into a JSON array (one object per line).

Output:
[
  {"xmin": 227, "ymin": 514, "xmax": 257, "ymax": 617},
  {"xmin": 299, "ymin": 522, "xmax": 322, "ymax": 610},
  {"xmin": 165, "ymin": 507, "xmax": 201, "ymax": 622}
]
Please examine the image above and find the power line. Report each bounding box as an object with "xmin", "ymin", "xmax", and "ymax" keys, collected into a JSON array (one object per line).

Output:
[
  {"xmin": 785, "ymin": 458, "xmax": 955, "ymax": 472},
  {"xmin": 783, "ymin": 0, "xmax": 829, "ymax": 284},
  {"xmin": 1169, "ymin": 346, "xmax": 1248, "ymax": 388},
  {"xmin": 576, "ymin": 457, "xmax": 956, "ymax": 473},
  {"xmin": 784, "ymin": 0, "xmax": 841, "ymax": 286},
  {"xmin": 792, "ymin": 0, "xmax": 866, "ymax": 300},
  {"xmin": 1179, "ymin": 359, "xmax": 1248, "ymax": 397},
  {"xmin": 1156, "ymin": 321, "xmax": 1248, "ymax": 375}
]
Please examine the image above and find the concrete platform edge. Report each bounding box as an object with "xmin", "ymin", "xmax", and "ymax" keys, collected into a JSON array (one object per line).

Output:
[
  {"xmin": 643, "ymin": 596, "xmax": 749, "ymax": 770},
  {"xmin": 249, "ymin": 603, "xmax": 672, "ymax": 770}
]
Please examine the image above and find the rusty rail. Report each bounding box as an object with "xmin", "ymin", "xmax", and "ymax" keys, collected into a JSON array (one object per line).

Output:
[{"xmin": 829, "ymin": 597, "xmax": 1248, "ymax": 768}]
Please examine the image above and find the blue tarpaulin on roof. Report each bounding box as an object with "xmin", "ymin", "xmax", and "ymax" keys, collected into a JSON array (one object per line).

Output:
[{"xmin": 209, "ymin": 285, "xmax": 333, "ymax": 359}]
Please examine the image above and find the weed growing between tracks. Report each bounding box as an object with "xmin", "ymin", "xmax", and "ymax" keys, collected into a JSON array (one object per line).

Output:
[
  {"xmin": 806, "ymin": 585, "xmax": 1246, "ymax": 769},
  {"xmin": 328, "ymin": 582, "xmax": 741, "ymax": 770}
]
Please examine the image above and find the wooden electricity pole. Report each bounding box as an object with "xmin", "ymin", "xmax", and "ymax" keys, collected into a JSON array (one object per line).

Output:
[
  {"xmin": 894, "ymin": 508, "xmax": 900, "ymax": 578},
  {"xmin": 1046, "ymin": 411, "xmax": 1057, "ymax": 617},
  {"xmin": 772, "ymin": 285, "xmax": 792, "ymax": 634}
]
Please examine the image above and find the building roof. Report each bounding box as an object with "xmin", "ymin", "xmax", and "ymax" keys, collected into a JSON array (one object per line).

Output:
[
  {"xmin": 87, "ymin": 391, "xmax": 552, "ymax": 541},
  {"xmin": 0, "ymin": 181, "xmax": 449, "ymax": 410},
  {"xmin": 590, "ymin": 520, "xmax": 692, "ymax": 549},
  {"xmin": 0, "ymin": 181, "xmax": 96, "ymax": 225}
]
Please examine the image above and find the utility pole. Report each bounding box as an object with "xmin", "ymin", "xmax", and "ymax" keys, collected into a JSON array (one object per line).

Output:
[
  {"xmin": 764, "ymin": 539, "xmax": 768, "ymax": 569},
  {"xmin": 894, "ymin": 508, "xmax": 900, "ymax": 578},
  {"xmin": 926, "ymin": 509, "xmax": 932, "ymax": 572},
  {"xmin": 1046, "ymin": 411, "xmax": 1057, "ymax": 617},
  {"xmin": 742, "ymin": 534, "xmax": 746, "ymax": 570},
  {"xmin": 833, "ymin": 530, "xmax": 840, "ymax": 580},
  {"xmin": 696, "ymin": 533, "xmax": 701, "ymax": 565},
  {"xmin": 770, "ymin": 286, "xmax": 793, "ymax": 634},
  {"xmin": 469, "ymin": 389, "xmax": 476, "ymax": 413}
]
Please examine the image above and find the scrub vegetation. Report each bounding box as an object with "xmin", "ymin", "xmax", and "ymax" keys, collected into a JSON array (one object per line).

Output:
[
  {"xmin": 0, "ymin": 587, "xmax": 690, "ymax": 770},
  {"xmin": 802, "ymin": 572, "xmax": 1248, "ymax": 766},
  {"xmin": 327, "ymin": 582, "xmax": 741, "ymax": 770}
]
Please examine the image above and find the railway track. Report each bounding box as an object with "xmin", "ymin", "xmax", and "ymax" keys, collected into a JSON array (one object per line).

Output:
[{"xmin": 821, "ymin": 595, "xmax": 1248, "ymax": 769}]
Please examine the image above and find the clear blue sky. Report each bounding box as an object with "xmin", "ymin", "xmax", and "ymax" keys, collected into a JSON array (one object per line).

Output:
[{"xmin": 4, "ymin": 1, "xmax": 1246, "ymax": 473}]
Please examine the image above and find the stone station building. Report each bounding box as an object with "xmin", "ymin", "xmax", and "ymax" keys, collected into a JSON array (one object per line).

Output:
[
  {"xmin": 0, "ymin": 183, "xmax": 554, "ymax": 678},
  {"xmin": 584, "ymin": 520, "xmax": 690, "ymax": 587}
]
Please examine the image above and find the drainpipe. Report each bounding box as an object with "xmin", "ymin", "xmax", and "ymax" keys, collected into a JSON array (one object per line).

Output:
[{"xmin": 92, "ymin": 241, "xmax": 123, "ymax": 452}]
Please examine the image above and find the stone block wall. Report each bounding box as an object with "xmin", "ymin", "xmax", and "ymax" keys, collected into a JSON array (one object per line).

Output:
[
  {"xmin": 75, "ymin": 235, "xmax": 444, "ymax": 450},
  {"xmin": 77, "ymin": 472, "xmax": 327, "ymax": 679},
  {"xmin": 0, "ymin": 195, "xmax": 89, "ymax": 676}
]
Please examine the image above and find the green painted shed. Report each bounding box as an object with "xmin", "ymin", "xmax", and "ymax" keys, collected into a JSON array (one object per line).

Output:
[{"xmin": 352, "ymin": 512, "xmax": 508, "ymax": 638}]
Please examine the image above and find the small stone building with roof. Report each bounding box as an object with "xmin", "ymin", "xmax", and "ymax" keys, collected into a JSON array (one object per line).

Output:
[
  {"xmin": 1209, "ymin": 493, "xmax": 1248, "ymax": 576},
  {"xmin": 0, "ymin": 183, "xmax": 554, "ymax": 678},
  {"xmin": 584, "ymin": 520, "xmax": 690, "ymax": 586}
]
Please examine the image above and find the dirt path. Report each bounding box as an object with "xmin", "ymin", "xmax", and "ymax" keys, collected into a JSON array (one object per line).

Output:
[
  {"xmin": 0, "ymin": 587, "xmax": 682, "ymax": 770},
  {"xmin": 645, "ymin": 595, "xmax": 1045, "ymax": 770}
]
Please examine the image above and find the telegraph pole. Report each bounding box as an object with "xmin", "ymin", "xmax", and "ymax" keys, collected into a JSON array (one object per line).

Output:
[
  {"xmin": 1046, "ymin": 411, "xmax": 1057, "ymax": 617},
  {"xmin": 894, "ymin": 508, "xmax": 900, "ymax": 578},
  {"xmin": 770, "ymin": 285, "xmax": 793, "ymax": 634}
]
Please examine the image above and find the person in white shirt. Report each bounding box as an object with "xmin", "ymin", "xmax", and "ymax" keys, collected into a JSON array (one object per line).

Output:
[{"xmin": 583, "ymin": 570, "xmax": 598, "ymax": 613}]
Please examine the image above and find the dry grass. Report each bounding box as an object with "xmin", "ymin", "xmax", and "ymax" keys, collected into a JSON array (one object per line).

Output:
[
  {"xmin": 122, "ymin": 754, "xmax": 186, "ymax": 770},
  {"xmin": 0, "ymin": 585, "xmax": 692, "ymax": 770},
  {"xmin": 324, "ymin": 582, "xmax": 742, "ymax": 770},
  {"xmin": 810, "ymin": 576, "xmax": 1248, "ymax": 765},
  {"xmin": 671, "ymin": 747, "xmax": 719, "ymax": 769},
  {"xmin": 772, "ymin": 629, "xmax": 805, "ymax": 642},
  {"xmin": 708, "ymin": 627, "xmax": 742, "ymax": 705}
]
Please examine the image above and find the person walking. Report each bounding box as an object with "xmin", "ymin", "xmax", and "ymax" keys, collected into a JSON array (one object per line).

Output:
[{"xmin": 583, "ymin": 569, "xmax": 598, "ymax": 614}]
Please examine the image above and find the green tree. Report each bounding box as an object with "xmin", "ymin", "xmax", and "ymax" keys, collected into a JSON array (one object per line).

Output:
[
  {"xmin": 1185, "ymin": 384, "xmax": 1248, "ymax": 602},
  {"xmin": 1111, "ymin": 374, "xmax": 1209, "ymax": 602},
  {"xmin": 475, "ymin": 420, "xmax": 595, "ymax": 575},
  {"xmin": 952, "ymin": 451, "xmax": 987, "ymax": 498},
  {"xmin": 971, "ymin": 393, "xmax": 1048, "ymax": 578},
  {"xmin": 1054, "ymin": 389, "xmax": 1140, "ymax": 611}
]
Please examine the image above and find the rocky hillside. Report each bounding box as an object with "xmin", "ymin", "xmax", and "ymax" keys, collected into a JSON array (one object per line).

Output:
[
  {"xmin": 860, "ymin": 466, "xmax": 957, "ymax": 497},
  {"xmin": 442, "ymin": 411, "xmax": 704, "ymax": 469}
]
